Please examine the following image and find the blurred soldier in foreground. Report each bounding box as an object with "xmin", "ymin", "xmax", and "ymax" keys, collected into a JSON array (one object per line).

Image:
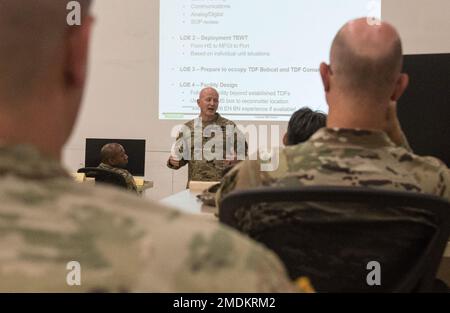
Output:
[{"xmin": 0, "ymin": 0, "xmax": 298, "ymax": 292}]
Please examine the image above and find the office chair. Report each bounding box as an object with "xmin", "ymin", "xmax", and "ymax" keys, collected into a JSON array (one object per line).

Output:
[
  {"xmin": 77, "ymin": 167, "xmax": 128, "ymax": 190},
  {"xmin": 220, "ymin": 186, "xmax": 450, "ymax": 292}
]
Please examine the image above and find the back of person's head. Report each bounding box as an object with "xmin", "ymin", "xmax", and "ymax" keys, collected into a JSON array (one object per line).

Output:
[
  {"xmin": 0, "ymin": 0, "xmax": 93, "ymax": 159},
  {"xmin": 284, "ymin": 107, "xmax": 327, "ymax": 146},
  {"xmin": 101, "ymin": 143, "xmax": 128, "ymax": 167}
]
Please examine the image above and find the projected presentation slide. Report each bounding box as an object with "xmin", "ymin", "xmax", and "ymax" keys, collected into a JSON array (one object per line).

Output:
[{"xmin": 160, "ymin": 0, "xmax": 381, "ymax": 121}]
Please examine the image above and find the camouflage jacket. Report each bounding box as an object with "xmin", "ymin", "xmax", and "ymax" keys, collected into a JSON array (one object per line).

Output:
[
  {"xmin": 167, "ymin": 113, "xmax": 247, "ymax": 185},
  {"xmin": 0, "ymin": 145, "xmax": 297, "ymax": 292},
  {"xmin": 217, "ymin": 128, "xmax": 450, "ymax": 204},
  {"xmin": 216, "ymin": 128, "xmax": 450, "ymax": 236},
  {"xmin": 98, "ymin": 162, "xmax": 138, "ymax": 193}
]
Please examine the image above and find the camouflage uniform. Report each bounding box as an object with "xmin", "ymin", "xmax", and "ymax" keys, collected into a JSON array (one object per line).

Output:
[
  {"xmin": 0, "ymin": 144, "xmax": 298, "ymax": 292},
  {"xmin": 98, "ymin": 162, "xmax": 138, "ymax": 193},
  {"xmin": 216, "ymin": 128, "xmax": 450, "ymax": 231},
  {"xmin": 168, "ymin": 113, "xmax": 247, "ymax": 186}
]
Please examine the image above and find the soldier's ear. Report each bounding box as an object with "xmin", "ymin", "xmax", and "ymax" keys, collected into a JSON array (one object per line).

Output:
[
  {"xmin": 391, "ymin": 73, "xmax": 409, "ymax": 102},
  {"xmin": 320, "ymin": 63, "xmax": 331, "ymax": 92}
]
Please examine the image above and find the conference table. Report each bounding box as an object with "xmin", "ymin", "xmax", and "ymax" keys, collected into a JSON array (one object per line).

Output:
[{"xmin": 160, "ymin": 189, "xmax": 217, "ymax": 216}]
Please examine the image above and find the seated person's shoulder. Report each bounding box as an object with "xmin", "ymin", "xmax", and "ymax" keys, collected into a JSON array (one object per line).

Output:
[
  {"xmin": 388, "ymin": 148, "xmax": 450, "ymax": 197},
  {"xmin": 99, "ymin": 163, "xmax": 132, "ymax": 177},
  {"xmin": 228, "ymin": 147, "xmax": 293, "ymax": 177},
  {"xmin": 224, "ymin": 158, "xmax": 262, "ymax": 180},
  {"xmin": 388, "ymin": 146, "xmax": 448, "ymax": 172}
]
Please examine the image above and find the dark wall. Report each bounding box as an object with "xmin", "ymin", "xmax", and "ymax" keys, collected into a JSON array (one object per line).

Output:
[
  {"xmin": 85, "ymin": 139, "xmax": 146, "ymax": 176},
  {"xmin": 398, "ymin": 53, "xmax": 450, "ymax": 167}
]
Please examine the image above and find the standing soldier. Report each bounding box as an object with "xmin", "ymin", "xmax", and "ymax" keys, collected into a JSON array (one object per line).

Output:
[{"xmin": 168, "ymin": 87, "xmax": 247, "ymax": 187}]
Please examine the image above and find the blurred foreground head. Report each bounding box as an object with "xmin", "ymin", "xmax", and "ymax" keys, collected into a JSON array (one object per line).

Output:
[{"xmin": 0, "ymin": 0, "xmax": 93, "ymax": 159}]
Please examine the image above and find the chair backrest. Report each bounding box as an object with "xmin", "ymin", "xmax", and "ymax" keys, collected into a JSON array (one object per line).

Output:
[
  {"xmin": 219, "ymin": 186, "xmax": 450, "ymax": 292},
  {"xmin": 77, "ymin": 167, "xmax": 128, "ymax": 189}
]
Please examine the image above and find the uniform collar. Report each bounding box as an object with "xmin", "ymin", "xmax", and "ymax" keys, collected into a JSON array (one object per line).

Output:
[
  {"xmin": 196, "ymin": 113, "xmax": 221, "ymax": 126},
  {"xmin": 0, "ymin": 144, "xmax": 69, "ymax": 179},
  {"xmin": 310, "ymin": 128, "xmax": 396, "ymax": 148}
]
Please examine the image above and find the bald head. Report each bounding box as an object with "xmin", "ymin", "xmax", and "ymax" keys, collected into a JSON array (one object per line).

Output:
[
  {"xmin": 0, "ymin": 0, "xmax": 92, "ymax": 103},
  {"xmin": 329, "ymin": 18, "xmax": 403, "ymax": 100},
  {"xmin": 197, "ymin": 87, "xmax": 219, "ymax": 121}
]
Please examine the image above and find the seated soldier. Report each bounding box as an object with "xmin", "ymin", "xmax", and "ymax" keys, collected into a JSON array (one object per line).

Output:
[
  {"xmin": 98, "ymin": 143, "xmax": 138, "ymax": 193},
  {"xmin": 217, "ymin": 17, "xmax": 450, "ymax": 204},
  {"xmin": 168, "ymin": 87, "xmax": 248, "ymax": 188},
  {"xmin": 0, "ymin": 0, "xmax": 300, "ymax": 292}
]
